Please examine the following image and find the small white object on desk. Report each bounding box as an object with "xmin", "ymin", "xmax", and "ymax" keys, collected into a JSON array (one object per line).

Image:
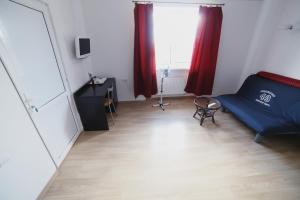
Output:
[
  {"xmin": 94, "ymin": 77, "xmax": 107, "ymax": 84},
  {"xmin": 90, "ymin": 77, "xmax": 107, "ymax": 85}
]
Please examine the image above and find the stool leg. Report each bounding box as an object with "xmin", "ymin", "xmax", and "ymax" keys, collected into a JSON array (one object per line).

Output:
[
  {"xmin": 254, "ymin": 134, "xmax": 264, "ymax": 143},
  {"xmin": 108, "ymin": 103, "xmax": 114, "ymax": 125},
  {"xmin": 193, "ymin": 109, "xmax": 198, "ymax": 118},
  {"xmin": 200, "ymin": 117, "xmax": 205, "ymax": 126},
  {"xmin": 111, "ymin": 101, "xmax": 118, "ymax": 116},
  {"xmin": 200, "ymin": 110, "xmax": 207, "ymax": 126}
]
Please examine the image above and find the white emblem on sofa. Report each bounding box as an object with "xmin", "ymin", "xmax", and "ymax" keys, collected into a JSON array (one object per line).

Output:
[{"xmin": 255, "ymin": 90, "xmax": 276, "ymax": 107}]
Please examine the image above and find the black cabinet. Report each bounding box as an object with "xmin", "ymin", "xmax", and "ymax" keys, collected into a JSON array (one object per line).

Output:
[{"xmin": 74, "ymin": 78, "xmax": 118, "ymax": 131}]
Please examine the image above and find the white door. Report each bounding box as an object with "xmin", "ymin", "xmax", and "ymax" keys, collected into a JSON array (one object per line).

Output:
[
  {"xmin": 0, "ymin": 0, "xmax": 79, "ymax": 165},
  {"xmin": 0, "ymin": 59, "xmax": 56, "ymax": 200}
]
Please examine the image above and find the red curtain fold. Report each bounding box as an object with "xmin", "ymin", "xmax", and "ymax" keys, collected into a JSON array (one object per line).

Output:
[
  {"xmin": 184, "ymin": 6, "xmax": 223, "ymax": 96},
  {"xmin": 134, "ymin": 3, "xmax": 157, "ymax": 98}
]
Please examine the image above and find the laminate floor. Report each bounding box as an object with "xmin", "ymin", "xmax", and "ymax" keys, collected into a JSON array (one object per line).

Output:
[{"xmin": 42, "ymin": 97, "xmax": 300, "ymax": 200}]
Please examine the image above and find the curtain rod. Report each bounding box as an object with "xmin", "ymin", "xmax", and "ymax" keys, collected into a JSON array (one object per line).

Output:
[{"xmin": 132, "ymin": 1, "xmax": 225, "ymax": 6}]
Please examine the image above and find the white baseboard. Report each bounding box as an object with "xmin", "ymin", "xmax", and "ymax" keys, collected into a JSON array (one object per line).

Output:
[{"xmin": 54, "ymin": 129, "xmax": 82, "ymax": 167}]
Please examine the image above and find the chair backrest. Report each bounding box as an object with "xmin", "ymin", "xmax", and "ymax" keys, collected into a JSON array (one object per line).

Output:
[{"xmin": 107, "ymin": 85, "xmax": 114, "ymax": 100}]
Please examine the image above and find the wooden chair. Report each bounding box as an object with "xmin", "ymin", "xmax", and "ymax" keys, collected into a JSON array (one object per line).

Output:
[{"xmin": 104, "ymin": 85, "xmax": 117, "ymax": 124}]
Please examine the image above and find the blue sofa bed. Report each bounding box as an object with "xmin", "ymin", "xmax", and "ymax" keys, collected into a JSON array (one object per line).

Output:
[{"xmin": 216, "ymin": 72, "xmax": 300, "ymax": 142}]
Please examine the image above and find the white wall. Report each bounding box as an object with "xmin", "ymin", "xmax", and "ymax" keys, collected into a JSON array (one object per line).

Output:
[
  {"xmin": 213, "ymin": 0, "xmax": 262, "ymax": 95},
  {"xmin": 239, "ymin": 0, "xmax": 284, "ymax": 86},
  {"xmin": 81, "ymin": 0, "xmax": 135, "ymax": 101},
  {"xmin": 81, "ymin": 0, "xmax": 263, "ymax": 101},
  {"xmin": 46, "ymin": 0, "xmax": 93, "ymax": 92},
  {"xmin": 240, "ymin": 0, "xmax": 300, "ymax": 85},
  {"xmin": 45, "ymin": 0, "xmax": 94, "ymax": 130},
  {"xmin": 259, "ymin": 0, "xmax": 300, "ymax": 79}
]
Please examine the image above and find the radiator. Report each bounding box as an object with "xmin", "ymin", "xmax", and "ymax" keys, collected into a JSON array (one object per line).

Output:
[{"xmin": 156, "ymin": 70, "xmax": 189, "ymax": 96}]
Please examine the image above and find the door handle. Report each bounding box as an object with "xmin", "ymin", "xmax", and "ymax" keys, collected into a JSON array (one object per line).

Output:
[
  {"xmin": 23, "ymin": 94, "xmax": 38, "ymax": 112},
  {"xmin": 30, "ymin": 105, "xmax": 39, "ymax": 112}
]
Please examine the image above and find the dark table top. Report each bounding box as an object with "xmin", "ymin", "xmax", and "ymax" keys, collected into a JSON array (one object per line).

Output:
[
  {"xmin": 194, "ymin": 97, "xmax": 221, "ymax": 110},
  {"xmin": 74, "ymin": 78, "xmax": 115, "ymax": 98}
]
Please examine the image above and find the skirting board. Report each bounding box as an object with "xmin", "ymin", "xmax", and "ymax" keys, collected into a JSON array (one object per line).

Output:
[
  {"xmin": 37, "ymin": 169, "xmax": 58, "ymax": 200},
  {"xmin": 54, "ymin": 128, "xmax": 82, "ymax": 166},
  {"xmin": 37, "ymin": 130, "xmax": 83, "ymax": 199}
]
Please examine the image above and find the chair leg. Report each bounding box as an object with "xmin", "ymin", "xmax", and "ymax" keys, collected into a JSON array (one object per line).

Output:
[
  {"xmin": 193, "ymin": 109, "xmax": 198, "ymax": 118},
  {"xmin": 200, "ymin": 117, "xmax": 205, "ymax": 126},
  {"xmin": 254, "ymin": 134, "xmax": 264, "ymax": 143},
  {"xmin": 221, "ymin": 107, "xmax": 227, "ymax": 113},
  {"xmin": 108, "ymin": 104, "xmax": 114, "ymax": 125},
  {"xmin": 111, "ymin": 101, "xmax": 118, "ymax": 116}
]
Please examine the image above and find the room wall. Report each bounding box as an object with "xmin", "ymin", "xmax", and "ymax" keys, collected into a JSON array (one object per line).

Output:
[
  {"xmin": 240, "ymin": 0, "xmax": 300, "ymax": 85},
  {"xmin": 213, "ymin": 0, "xmax": 262, "ymax": 95},
  {"xmin": 46, "ymin": 0, "xmax": 93, "ymax": 93},
  {"xmin": 81, "ymin": 0, "xmax": 263, "ymax": 101},
  {"xmin": 45, "ymin": 0, "xmax": 94, "ymax": 130},
  {"xmin": 258, "ymin": 0, "xmax": 300, "ymax": 79},
  {"xmin": 81, "ymin": 0, "xmax": 136, "ymax": 101},
  {"xmin": 239, "ymin": 0, "xmax": 284, "ymax": 86}
]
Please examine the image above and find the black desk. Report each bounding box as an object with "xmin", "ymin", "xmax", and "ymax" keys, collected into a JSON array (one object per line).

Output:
[{"xmin": 74, "ymin": 78, "xmax": 118, "ymax": 131}]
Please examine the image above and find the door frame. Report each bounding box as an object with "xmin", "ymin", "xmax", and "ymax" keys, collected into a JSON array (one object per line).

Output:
[{"xmin": 0, "ymin": 0, "xmax": 82, "ymax": 167}]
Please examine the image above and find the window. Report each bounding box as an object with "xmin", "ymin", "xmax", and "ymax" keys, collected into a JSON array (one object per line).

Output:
[{"xmin": 153, "ymin": 6, "xmax": 199, "ymax": 70}]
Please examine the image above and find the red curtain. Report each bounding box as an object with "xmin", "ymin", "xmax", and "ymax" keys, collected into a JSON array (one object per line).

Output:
[
  {"xmin": 184, "ymin": 7, "xmax": 223, "ymax": 96},
  {"xmin": 134, "ymin": 3, "xmax": 157, "ymax": 98}
]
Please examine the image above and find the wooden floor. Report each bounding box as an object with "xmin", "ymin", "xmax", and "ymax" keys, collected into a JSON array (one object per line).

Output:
[{"xmin": 42, "ymin": 97, "xmax": 300, "ymax": 200}]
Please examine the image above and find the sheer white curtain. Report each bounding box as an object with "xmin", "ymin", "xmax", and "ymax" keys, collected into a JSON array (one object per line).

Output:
[{"xmin": 153, "ymin": 5, "xmax": 199, "ymax": 70}]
